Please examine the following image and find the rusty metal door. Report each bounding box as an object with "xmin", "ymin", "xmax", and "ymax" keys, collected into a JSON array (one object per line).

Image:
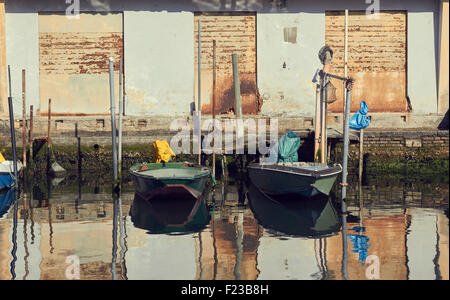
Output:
[
  {"xmin": 194, "ymin": 12, "xmax": 260, "ymax": 115},
  {"xmin": 38, "ymin": 13, "xmax": 123, "ymax": 116},
  {"xmin": 325, "ymin": 11, "xmax": 407, "ymax": 113}
]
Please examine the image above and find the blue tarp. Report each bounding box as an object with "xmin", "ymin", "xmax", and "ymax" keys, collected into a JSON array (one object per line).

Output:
[
  {"xmin": 349, "ymin": 100, "xmax": 371, "ymax": 130},
  {"xmin": 277, "ymin": 131, "xmax": 301, "ymax": 163}
]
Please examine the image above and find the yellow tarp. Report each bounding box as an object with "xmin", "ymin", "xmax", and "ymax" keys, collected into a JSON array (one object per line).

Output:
[
  {"xmin": 152, "ymin": 140, "xmax": 175, "ymax": 163},
  {"xmin": 0, "ymin": 152, "xmax": 5, "ymax": 163}
]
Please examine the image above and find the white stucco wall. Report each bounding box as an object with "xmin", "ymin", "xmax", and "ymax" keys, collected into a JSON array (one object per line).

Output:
[
  {"xmin": 124, "ymin": 11, "xmax": 194, "ymax": 116},
  {"xmin": 5, "ymin": 12, "xmax": 39, "ymax": 117}
]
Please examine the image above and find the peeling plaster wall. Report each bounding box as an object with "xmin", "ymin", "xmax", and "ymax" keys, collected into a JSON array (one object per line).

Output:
[{"xmin": 2, "ymin": 0, "xmax": 441, "ymax": 118}]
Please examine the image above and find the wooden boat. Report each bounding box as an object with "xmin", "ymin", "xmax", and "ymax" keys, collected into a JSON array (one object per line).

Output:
[
  {"xmin": 247, "ymin": 183, "xmax": 341, "ymax": 237},
  {"xmin": 0, "ymin": 161, "xmax": 23, "ymax": 191},
  {"xmin": 248, "ymin": 161, "xmax": 342, "ymax": 197},
  {"xmin": 129, "ymin": 162, "xmax": 211, "ymax": 200},
  {"xmin": 130, "ymin": 192, "xmax": 210, "ymax": 234}
]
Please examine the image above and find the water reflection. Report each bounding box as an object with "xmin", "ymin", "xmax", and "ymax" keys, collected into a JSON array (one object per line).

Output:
[
  {"xmin": 0, "ymin": 172, "xmax": 447, "ymax": 280},
  {"xmin": 247, "ymin": 183, "xmax": 341, "ymax": 238},
  {"xmin": 130, "ymin": 192, "xmax": 210, "ymax": 235}
]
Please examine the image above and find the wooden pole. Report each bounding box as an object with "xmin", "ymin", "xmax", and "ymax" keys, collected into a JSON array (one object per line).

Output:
[
  {"xmin": 232, "ymin": 53, "xmax": 242, "ymax": 119},
  {"xmin": 29, "ymin": 105, "xmax": 33, "ymax": 158},
  {"xmin": 320, "ymin": 78, "xmax": 326, "ymax": 164},
  {"xmin": 47, "ymin": 98, "xmax": 51, "ymax": 173},
  {"xmin": 212, "ymin": 40, "xmax": 216, "ymax": 179},
  {"xmin": 343, "ymin": 9, "xmax": 349, "ymax": 134},
  {"xmin": 22, "ymin": 69, "xmax": 26, "ymax": 168}
]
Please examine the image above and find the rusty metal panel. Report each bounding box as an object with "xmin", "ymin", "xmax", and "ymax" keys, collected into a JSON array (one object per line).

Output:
[
  {"xmin": 194, "ymin": 13, "xmax": 260, "ymax": 115},
  {"xmin": 325, "ymin": 11, "xmax": 407, "ymax": 113},
  {"xmin": 38, "ymin": 13, "xmax": 123, "ymax": 115}
]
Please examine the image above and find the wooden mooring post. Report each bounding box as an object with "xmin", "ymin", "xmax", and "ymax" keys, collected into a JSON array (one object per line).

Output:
[
  {"xmin": 7, "ymin": 65, "xmax": 18, "ymax": 182},
  {"xmin": 21, "ymin": 69, "xmax": 26, "ymax": 168},
  {"xmin": 212, "ymin": 40, "xmax": 217, "ymax": 179},
  {"xmin": 28, "ymin": 105, "xmax": 33, "ymax": 158}
]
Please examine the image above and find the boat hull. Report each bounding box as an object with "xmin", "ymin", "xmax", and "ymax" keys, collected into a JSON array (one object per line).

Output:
[
  {"xmin": 130, "ymin": 163, "xmax": 211, "ymax": 200},
  {"xmin": 248, "ymin": 162, "xmax": 342, "ymax": 197}
]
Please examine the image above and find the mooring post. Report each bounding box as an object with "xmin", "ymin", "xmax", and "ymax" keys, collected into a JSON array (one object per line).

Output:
[
  {"xmin": 197, "ymin": 19, "xmax": 202, "ymax": 165},
  {"xmin": 232, "ymin": 53, "xmax": 242, "ymax": 119},
  {"xmin": 320, "ymin": 75, "xmax": 326, "ymax": 164},
  {"xmin": 118, "ymin": 59, "xmax": 123, "ymax": 181},
  {"xmin": 47, "ymin": 98, "xmax": 51, "ymax": 173},
  {"xmin": 29, "ymin": 105, "xmax": 33, "ymax": 158},
  {"xmin": 21, "ymin": 69, "xmax": 26, "ymax": 168},
  {"xmin": 7, "ymin": 65, "xmax": 18, "ymax": 181},
  {"xmin": 212, "ymin": 40, "xmax": 216, "ymax": 179},
  {"xmin": 108, "ymin": 57, "xmax": 118, "ymax": 183},
  {"xmin": 341, "ymin": 78, "xmax": 353, "ymax": 202}
]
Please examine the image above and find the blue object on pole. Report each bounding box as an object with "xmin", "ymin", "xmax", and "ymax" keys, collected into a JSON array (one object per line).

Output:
[
  {"xmin": 348, "ymin": 234, "xmax": 370, "ymax": 262},
  {"xmin": 349, "ymin": 100, "xmax": 371, "ymax": 130},
  {"xmin": 277, "ymin": 131, "xmax": 301, "ymax": 162}
]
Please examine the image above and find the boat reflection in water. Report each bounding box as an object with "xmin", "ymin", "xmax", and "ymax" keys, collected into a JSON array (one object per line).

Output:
[
  {"xmin": 247, "ymin": 183, "xmax": 341, "ymax": 238},
  {"xmin": 0, "ymin": 188, "xmax": 15, "ymax": 218},
  {"xmin": 130, "ymin": 189, "xmax": 210, "ymax": 235}
]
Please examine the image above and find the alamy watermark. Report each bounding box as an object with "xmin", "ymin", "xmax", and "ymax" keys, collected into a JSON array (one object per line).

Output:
[
  {"xmin": 65, "ymin": 0, "xmax": 80, "ymax": 19},
  {"xmin": 169, "ymin": 117, "xmax": 279, "ymax": 157},
  {"xmin": 65, "ymin": 255, "xmax": 80, "ymax": 280},
  {"xmin": 365, "ymin": 255, "xmax": 380, "ymax": 279},
  {"xmin": 365, "ymin": 0, "xmax": 380, "ymax": 19}
]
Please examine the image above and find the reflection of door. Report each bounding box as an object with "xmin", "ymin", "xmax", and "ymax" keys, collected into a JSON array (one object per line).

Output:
[
  {"xmin": 194, "ymin": 12, "xmax": 261, "ymax": 115},
  {"xmin": 38, "ymin": 13, "xmax": 123, "ymax": 115},
  {"xmin": 325, "ymin": 11, "xmax": 407, "ymax": 113}
]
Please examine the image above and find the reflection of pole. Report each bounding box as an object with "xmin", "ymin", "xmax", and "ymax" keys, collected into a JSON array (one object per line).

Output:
[
  {"xmin": 10, "ymin": 189, "xmax": 18, "ymax": 280},
  {"xmin": 233, "ymin": 209, "xmax": 244, "ymax": 280},
  {"xmin": 118, "ymin": 192, "xmax": 128, "ymax": 280},
  {"xmin": 111, "ymin": 195, "xmax": 118, "ymax": 280},
  {"xmin": 29, "ymin": 105, "xmax": 33, "ymax": 158}
]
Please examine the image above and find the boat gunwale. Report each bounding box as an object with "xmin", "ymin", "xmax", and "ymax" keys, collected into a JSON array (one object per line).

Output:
[
  {"xmin": 129, "ymin": 162, "xmax": 210, "ymax": 181},
  {"xmin": 248, "ymin": 162, "xmax": 342, "ymax": 178}
]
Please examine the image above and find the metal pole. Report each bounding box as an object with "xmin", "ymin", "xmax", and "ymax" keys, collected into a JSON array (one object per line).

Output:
[
  {"xmin": 343, "ymin": 9, "xmax": 348, "ymax": 134},
  {"xmin": 118, "ymin": 59, "xmax": 123, "ymax": 180},
  {"xmin": 314, "ymin": 84, "xmax": 321, "ymax": 162},
  {"xmin": 108, "ymin": 57, "xmax": 118, "ymax": 182},
  {"xmin": 320, "ymin": 77, "xmax": 326, "ymax": 164},
  {"xmin": 212, "ymin": 40, "xmax": 216, "ymax": 179},
  {"xmin": 359, "ymin": 128, "xmax": 364, "ymax": 180},
  {"xmin": 197, "ymin": 19, "xmax": 202, "ymax": 165},
  {"xmin": 22, "ymin": 69, "xmax": 26, "ymax": 168},
  {"xmin": 232, "ymin": 53, "xmax": 242, "ymax": 119},
  {"xmin": 341, "ymin": 79, "xmax": 353, "ymax": 201},
  {"xmin": 7, "ymin": 65, "xmax": 18, "ymax": 181}
]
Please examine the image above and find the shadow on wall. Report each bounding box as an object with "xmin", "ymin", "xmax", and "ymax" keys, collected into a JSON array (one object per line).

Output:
[{"xmin": 438, "ymin": 110, "xmax": 449, "ymax": 130}]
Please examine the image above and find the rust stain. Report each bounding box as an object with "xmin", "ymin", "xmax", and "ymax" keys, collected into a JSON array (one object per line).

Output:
[
  {"xmin": 195, "ymin": 13, "xmax": 260, "ymax": 115},
  {"xmin": 202, "ymin": 73, "xmax": 262, "ymax": 115}
]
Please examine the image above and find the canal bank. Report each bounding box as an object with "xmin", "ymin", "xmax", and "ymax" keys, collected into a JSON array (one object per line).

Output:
[{"xmin": 0, "ymin": 125, "xmax": 448, "ymax": 179}]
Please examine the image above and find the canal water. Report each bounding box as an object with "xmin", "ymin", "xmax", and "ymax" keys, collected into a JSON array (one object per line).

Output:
[{"xmin": 0, "ymin": 171, "xmax": 447, "ymax": 280}]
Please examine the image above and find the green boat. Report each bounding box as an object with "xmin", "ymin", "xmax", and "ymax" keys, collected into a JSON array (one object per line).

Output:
[
  {"xmin": 248, "ymin": 162, "xmax": 342, "ymax": 197},
  {"xmin": 129, "ymin": 162, "xmax": 211, "ymax": 200}
]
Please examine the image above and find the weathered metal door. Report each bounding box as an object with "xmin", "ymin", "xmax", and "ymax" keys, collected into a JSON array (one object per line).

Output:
[
  {"xmin": 325, "ymin": 11, "xmax": 407, "ymax": 112},
  {"xmin": 194, "ymin": 12, "xmax": 260, "ymax": 115},
  {"xmin": 38, "ymin": 13, "xmax": 123, "ymax": 115}
]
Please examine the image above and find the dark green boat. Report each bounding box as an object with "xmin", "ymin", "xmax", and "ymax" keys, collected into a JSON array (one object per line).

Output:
[
  {"xmin": 248, "ymin": 162, "xmax": 342, "ymax": 197},
  {"xmin": 129, "ymin": 162, "xmax": 211, "ymax": 200}
]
